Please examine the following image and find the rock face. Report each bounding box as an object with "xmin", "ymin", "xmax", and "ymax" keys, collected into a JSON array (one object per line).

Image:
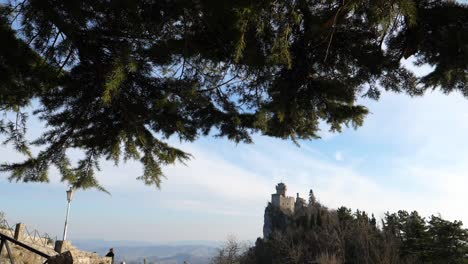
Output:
[
  {"xmin": 48, "ymin": 251, "xmax": 74, "ymax": 264},
  {"xmin": 262, "ymin": 203, "xmax": 291, "ymax": 239},
  {"xmin": 262, "ymin": 205, "xmax": 273, "ymax": 239}
]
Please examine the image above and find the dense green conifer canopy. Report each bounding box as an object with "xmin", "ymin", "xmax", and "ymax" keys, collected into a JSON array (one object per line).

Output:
[{"xmin": 0, "ymin": 0, "xmax": 466, "ymax": 190}]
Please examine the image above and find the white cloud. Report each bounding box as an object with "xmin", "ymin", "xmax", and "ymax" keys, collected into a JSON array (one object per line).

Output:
[
  {"xmin": 334, "ymin": 151, "xmax": 343, "ymax": 161},
  {"xmin": 162, "ymin": 145, "xmax": 272, "ymax": 203}
]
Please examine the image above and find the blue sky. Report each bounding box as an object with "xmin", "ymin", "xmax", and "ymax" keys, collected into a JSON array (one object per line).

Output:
[{"xmin": 2, "ymin": 55, "xmax": 468, "ymax": 243}]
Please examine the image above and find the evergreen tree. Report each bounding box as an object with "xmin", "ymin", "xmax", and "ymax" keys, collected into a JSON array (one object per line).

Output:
[
  {"xmin": 397, "ymin": 211, "xmax": 430, "ymax": 261},
  {"xmin": 370, "ymin": 213, "xmax": 377, "ymax": 227},
  {"xmin": 250, "ymin": 203, "xmax": 468, "ymax": 264},
  {"xmin": 426, "ymin": 215, "xmax": 468, "ymax": 263},
  {"xmin": 308, "ymin": 189, "xmax": 316, "ymax": 205},
  {"xmin": 0, "ymin": 0, "xmax": 466, "ymax": 189}
]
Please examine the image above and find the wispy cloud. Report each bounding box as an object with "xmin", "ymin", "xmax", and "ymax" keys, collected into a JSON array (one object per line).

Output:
[
  {"xmin": 3, "ymin": 89, "xmax": 468, "ymax": 241},
  {"xmin": 334, "ymin": 151, "xmax": 343, "ymax": 161}
]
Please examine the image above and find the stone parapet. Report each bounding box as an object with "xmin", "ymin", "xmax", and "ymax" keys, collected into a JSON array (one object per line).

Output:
[
  {"xmin": 55, "ymin": 240, "xmax": 75, "ymax": 253},
  {"xmin": 1, "ymin": 223, "xmax": 111, "ymax": 264},
  {"xmin": 48, "ymin": 250, "xmax": 111, "ymax": 264},
  {"xmin": 14, "ymin": 223, "xmax": 27, "ymax": 241}
]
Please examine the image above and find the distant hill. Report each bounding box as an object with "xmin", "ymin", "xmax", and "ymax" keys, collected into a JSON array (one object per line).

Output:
[
  {"xmin": 72, "ymin": 239, "xmax": 218, "ymax": 264},
  {"xmin": 137, "ymin": 252, "xmax": 213, "ymax": 264}
]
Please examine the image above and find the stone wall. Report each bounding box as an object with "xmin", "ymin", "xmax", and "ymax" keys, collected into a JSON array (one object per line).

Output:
[
  {"xmin": 54, "ymin": 240, "xmax": 111, "ymax": 264},
  {"xmin": 279, "ymin": 196, "xmax": 295, "ymax": 212},
  {"xmin": 0, "ymin": 223, "xmax": 111, "ymax": 264},
  {"xmin": 0, "ymin": 242, "xmax": 49, "ymax": 264},
  {"xmin": 271, "ymin": 193, "xmax": 295, "ymax": 213}
]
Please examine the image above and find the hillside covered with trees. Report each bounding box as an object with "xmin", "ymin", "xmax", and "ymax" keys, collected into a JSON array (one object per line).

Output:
[{"xmin": 213, "ymin": 201, "xmax": 468, "ymax": 264}]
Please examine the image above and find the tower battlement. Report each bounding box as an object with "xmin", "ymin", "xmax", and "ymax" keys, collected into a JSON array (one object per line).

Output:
[
  {"xmin": 271, "ymin": 183, "xmax": 295, "ymax": 213},
  {"xmin": 270, "ymin": 182, "xmax": 313, "ymax": 213}
]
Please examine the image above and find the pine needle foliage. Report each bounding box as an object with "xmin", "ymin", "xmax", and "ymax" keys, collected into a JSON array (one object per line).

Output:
[{"xmin": 0, "ymin": 0, "xmax": 466, "ymax": 190}]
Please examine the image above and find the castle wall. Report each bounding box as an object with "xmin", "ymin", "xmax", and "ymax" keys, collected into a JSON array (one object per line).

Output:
[
  {"xmin": 272, "ymin": 194, "xmax": 281, "ymax": 207},
  {"xmin": 272, "ymin": 192, "xmax": 295, "ymax": 213},
  {"xmin": 279, "ymin": 196, "xmax": 295, "ymax": 212}
]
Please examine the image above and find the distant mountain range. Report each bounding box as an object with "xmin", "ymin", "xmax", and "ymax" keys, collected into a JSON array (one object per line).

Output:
[{"xmin": 72, "ymin": 239, "xmax": 220, "ymax": 264}]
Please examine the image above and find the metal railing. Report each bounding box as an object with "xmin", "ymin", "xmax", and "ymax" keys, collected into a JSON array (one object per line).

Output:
[
  {"xmin": 0, "ymin": 218, "xmax": 56, "ymax": 264},
  {"xmin": 0, "ymin": 218, "xmax": 57, "ymax": 248},
  {"xmin": 0, "ymin": 232, "xmax": 51, "ymax": 264},
  {"xmin": 0, "ymin": 219, "xmax": 15, "ymax": 238},
  {"xmin": 23, "ymin": 226, "xmax": 57, "ymax": 248}
]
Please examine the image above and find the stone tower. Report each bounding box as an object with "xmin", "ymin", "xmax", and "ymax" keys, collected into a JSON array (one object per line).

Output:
[
  {"xmin": 294, "ymin": 193, "xmax": 307, "ymax": 211},
  {"xmin": 276, "ymin": 182, "xmax": 286, "ymax": 196},
  {"xmin": 271, "ymin": 182, "xmax": 295, "ymax": 213}
]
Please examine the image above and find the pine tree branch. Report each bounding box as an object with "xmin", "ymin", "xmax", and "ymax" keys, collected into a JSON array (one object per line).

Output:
[
  {"xmin": 7, "ymin": 0, "xmax": 27, "ymax": 25},
  {"xmin": 57, "ymin": 48, "xmax": 73, "ymax": 73},
  {"xmin": 324, "ymin": 0, "xmax": 346, "ymax": 62},
  {"xmin": 198, "ymin": 75, "xmax": 240, "ymax": 92},
  {"xmin": 43, "ymin": 30, "xmax": 61, "ymax": 58}
]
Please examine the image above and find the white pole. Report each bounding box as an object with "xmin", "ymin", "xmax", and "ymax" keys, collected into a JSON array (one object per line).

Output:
[{"xmin": 62, "ymin": 200, "xmax": 71, "ymax": 241}]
